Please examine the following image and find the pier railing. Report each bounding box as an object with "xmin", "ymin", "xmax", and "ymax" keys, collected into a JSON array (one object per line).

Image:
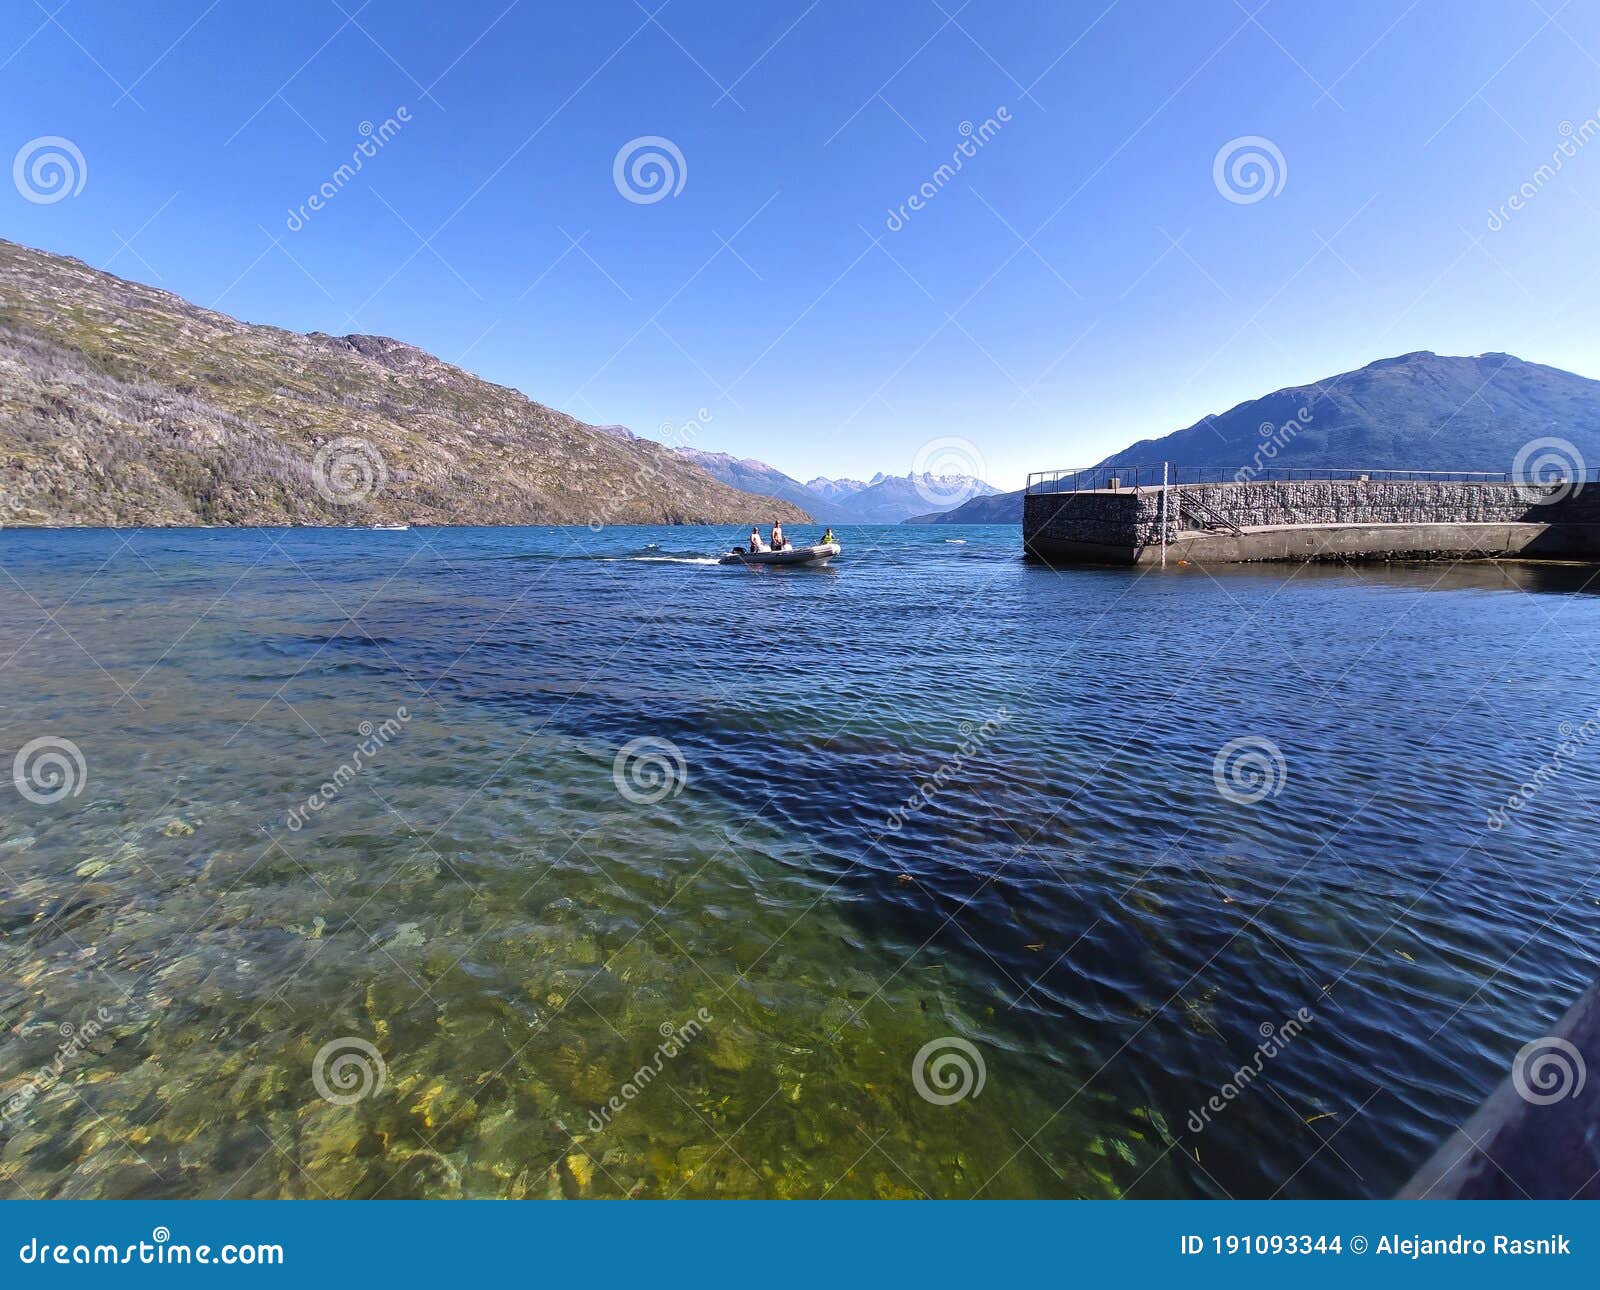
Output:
[{"xmin": 1022, "ymin": 464, "xmax": 1574, "ymax": 495}]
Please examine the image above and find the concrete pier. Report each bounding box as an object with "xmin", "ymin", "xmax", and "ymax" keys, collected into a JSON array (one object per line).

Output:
[{"xmin": 1022, "ymin": 474, "xmax": 1600, "ymax": 566}]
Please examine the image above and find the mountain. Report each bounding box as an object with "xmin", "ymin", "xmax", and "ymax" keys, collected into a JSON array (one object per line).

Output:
[
  {"xmin": 828, "ymin": 471, "xmax": 998, "ymax": 522},
  {"xmin": 683, "ymin": 455, "xmax": 995, "ymax": 522},
  {"xmin": 907, "ymin": 489, "xmax": 1025, "ymax": 524},
  {"xmin": 910, "ymin": 351, "xmax": 1600, "ymax": 524},
  {"xmin": 805, "ymin": 475, "xmax": 872, "ymax": 501},
  {"xmin": 677, "ymin": 449, "xmax": 830, "ymax": 517},
  {"xmin": 0, "ymin": 238, "xmax": 809, "ymax": 528},
  {"xmin": 1100, "ymin": 351, "xmax": 1600, "ymax": 472}
]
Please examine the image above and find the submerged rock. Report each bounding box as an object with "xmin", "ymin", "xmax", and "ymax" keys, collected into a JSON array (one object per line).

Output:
[
  {"xmin": 383, "ymin": 1148, "xmax": 462, "ymax": 1199},
  {"xmin": 377, "ymin": 922, "xmax": 425, "ymax": 951},
  {"xmin": 709, "ymin": 1023, "xmax": 759, "ymax": 1072},
  {"xmin": 562, "ymin": 1151, "xmax": 594, "ymax": 1196}
]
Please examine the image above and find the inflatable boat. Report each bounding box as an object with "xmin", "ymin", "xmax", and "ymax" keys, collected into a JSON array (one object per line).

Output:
[{"xmin": 718, "ymin": 541, "xmax": 841, "ymax": 567}]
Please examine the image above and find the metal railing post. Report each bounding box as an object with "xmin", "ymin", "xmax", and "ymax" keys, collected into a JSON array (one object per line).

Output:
[{"xmin": 1160, "ymin": 461, "xmax": 1169, "ymax": 567}]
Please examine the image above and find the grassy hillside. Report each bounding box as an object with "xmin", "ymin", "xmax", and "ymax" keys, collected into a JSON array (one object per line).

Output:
[{"xmin": 0, "ymin": 239, "xmax": 809, "ymax": 528}]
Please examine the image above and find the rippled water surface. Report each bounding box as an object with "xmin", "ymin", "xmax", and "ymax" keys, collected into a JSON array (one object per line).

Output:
[{"xmin": 2, "ymin": 524, "xmax": 1599, "ymax": 1199}]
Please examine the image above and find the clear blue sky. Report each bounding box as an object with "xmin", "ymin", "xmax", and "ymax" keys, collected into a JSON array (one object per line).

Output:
[{"xmin": 6, "ymin": 0, "xmax": 1600, "ymax": 489}]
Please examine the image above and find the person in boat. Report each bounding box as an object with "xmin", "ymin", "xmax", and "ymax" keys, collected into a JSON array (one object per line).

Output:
[
  {"xmin": 748, "ymin": 526, "xmax": 766, "ymax": 552},
  {"xmin": 821, "ymin": 527, "xmax": 835, "ymax": 546},
  {"xmin": 770, "ymin": 521, "xmax": 786, "ymax": 551}
]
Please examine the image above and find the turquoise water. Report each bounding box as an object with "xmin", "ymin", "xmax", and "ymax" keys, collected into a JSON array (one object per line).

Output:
[{"xmin": 1, "ymin": 524, "xmax": 1598, "ymax": 1198}]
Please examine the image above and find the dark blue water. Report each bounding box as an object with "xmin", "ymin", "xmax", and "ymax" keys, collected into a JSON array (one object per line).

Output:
[{"xmin": 1, "ymin": 524, "xmax": 1597, "ymax": 1198}]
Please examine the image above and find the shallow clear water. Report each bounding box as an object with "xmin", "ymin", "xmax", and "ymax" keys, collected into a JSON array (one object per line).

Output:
[{"xmin": 1, "ymin": 523, "xmax": 1598, "ymax": 1199}]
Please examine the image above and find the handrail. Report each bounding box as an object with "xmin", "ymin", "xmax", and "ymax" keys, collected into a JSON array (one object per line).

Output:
[
  {"xmin": 1023, "ymin": 463, "xmax": 1593, "ymax": 495},
  {"xmin": 1173, "ymin": 486, "xmax": 1243, "ymax": 536}
]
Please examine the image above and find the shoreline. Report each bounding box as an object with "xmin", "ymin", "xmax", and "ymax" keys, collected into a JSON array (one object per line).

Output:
[{"xmin": 0, "ymin": 520, "xmax": 1015, "ymax": 533}]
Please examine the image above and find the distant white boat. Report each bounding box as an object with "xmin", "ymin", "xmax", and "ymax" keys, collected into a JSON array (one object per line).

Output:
[{"xmin": 371, "ymin": 523, "xmax": 409, "ymax": 531}]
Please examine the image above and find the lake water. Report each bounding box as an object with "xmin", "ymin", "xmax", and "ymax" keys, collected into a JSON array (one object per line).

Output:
[{"xmin": 2, "ymin": 524, "xmax": 1598, "ymax": 1199}]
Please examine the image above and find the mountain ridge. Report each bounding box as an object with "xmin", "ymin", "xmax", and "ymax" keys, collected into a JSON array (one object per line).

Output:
[
  {"xmin": 910, "ymin": 350, "xmax": 1600, "ymax": 524},
  {"xmin": 0, "ymin": 238, "xmax": 810, "ymax": 528},
  {"xmin": 1098, "ymin": 350, "xmax": 1599, "ymax": 471},
  {"xmin": 677, "ymin": 448, "xmax": 994, "ymax": 522}
]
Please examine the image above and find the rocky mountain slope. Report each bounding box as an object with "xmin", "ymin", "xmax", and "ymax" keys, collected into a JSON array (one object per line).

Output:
[
  {"xmin": 912, "ymin": 351, "xmax": 1600, "ymax": 524},
  {"xmin": 0, "ymin": 238, "xmax": 809, "ymax": 528},
  {"xmin": 676, "ymin": 449, "xmax": 829, "ymax": 517}
]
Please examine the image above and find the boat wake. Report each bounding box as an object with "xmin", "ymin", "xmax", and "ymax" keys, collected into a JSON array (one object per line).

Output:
[{"xmin": 602, "ymin": 554, "xmax": 722, "ymax": 566}]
